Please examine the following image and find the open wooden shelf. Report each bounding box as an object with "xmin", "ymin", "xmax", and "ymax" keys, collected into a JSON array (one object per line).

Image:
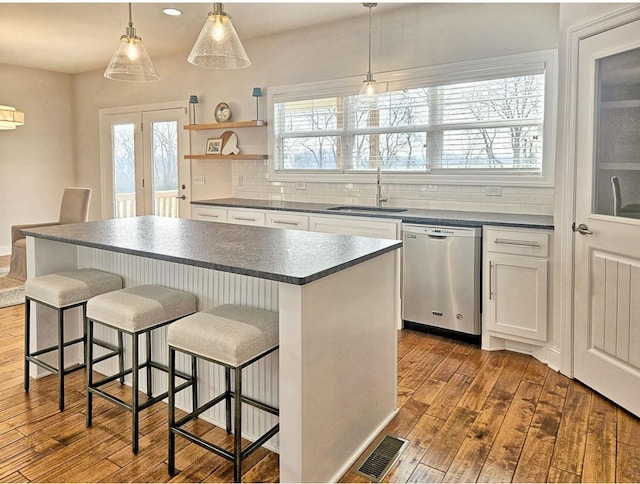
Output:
[
  {"xmin": 184, "ymin": 120, "xmax": 267, "ymax": 130},
  {"xmin": 184, "ymin": 154, "xmax": 268, "ymax": 160}
]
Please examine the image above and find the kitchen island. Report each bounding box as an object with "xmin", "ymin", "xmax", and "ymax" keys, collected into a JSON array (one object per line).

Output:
[{"xmin": 22, "ymin": 216, "xmax": 402, "ymax": 483}]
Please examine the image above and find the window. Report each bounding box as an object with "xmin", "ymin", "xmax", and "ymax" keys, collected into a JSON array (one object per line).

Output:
[{"xmin": 268, "ymin": 50, "xmax": 557, "ymax": 186}]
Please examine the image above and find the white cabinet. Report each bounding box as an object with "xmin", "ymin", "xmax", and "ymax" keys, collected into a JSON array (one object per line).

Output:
[
  {"xmin": 483, "ymin": 226, "xmax": 552, "ymax": 344},
  {"xmin": 265, "ymin": 212, "xmax": 309, "ymax": 231},
  {"xmin": 193, "ymin": 206, "xmax": 399, "ymax": 239},
  {"xmin": 308, "ymin": 214, "xmax": 399, "ymax": 239},
  {"xmin": 192, "ymin": 206, "xmax": 228, "ymax": 222}
]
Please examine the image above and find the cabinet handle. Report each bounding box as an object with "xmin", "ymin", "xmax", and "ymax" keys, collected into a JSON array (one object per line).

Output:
[
  {"xmin": 489, "ymin": 260, "xmax": 494, "ymax": 300},
  {"xmin": 200, "ymin": 214, "xmax": 220, "ymax": 219},
  {"xmin": 233, "ymin": 216, "xmax": 257, "ymax": 222},
  {"xmin": 272, "ymin": 220, "xmax": 299, "ymax": 226},
  {"xmin": 494, "ymin": 238, "xmax": 541, "ymax": 248}
]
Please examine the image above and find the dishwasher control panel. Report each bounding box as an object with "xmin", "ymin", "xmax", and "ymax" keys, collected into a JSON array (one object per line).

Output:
[{"xmin": 402, "ymin": 224, "xmax": 479, "ymax": 238}]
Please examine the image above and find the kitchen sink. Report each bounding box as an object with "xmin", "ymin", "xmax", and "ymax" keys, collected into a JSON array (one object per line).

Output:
[{"xmin": 327, "ymin": 205, "xmax": 408, "ymax": 213}]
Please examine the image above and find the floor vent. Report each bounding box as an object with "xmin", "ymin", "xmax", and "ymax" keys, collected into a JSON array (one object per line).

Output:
[{"xmin": 353, "ymin": 434, "xmax": 409, "ymax": 482}]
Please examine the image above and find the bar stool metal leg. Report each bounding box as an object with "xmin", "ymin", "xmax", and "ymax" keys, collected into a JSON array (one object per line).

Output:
[
  {"xmin": 118, "ymin": 331, "xmax": 125, "ymax": 385},
  {"xmin": 57, "ymin": 308, "xmax": 65, "ymax": 411},
  {"xmin": 233, "ymin": 367, "xmax": 243, "ymax": 483},
  {"xmin": 86, "ymin": 317, "xmax": 94, "ymax": 427},
  {"xmin": 146, "ymin": 331, "xmax": 152, "ymax": 398},
  {"xmin": 192, "ymin": 355, "xmax": 198, "ymax": 410},
  {"xmin": 168, "ymin": 347, "xmax": 176, "ymax": 476},
  {"xmin": 225, "ymin": 367, "xmax": 232, "ymax": 433},
  {"xmin": 132, "ymin": 333, "xmax": 140, "ymax": 455},
  {"xmin": 24, "ymin": 297, "xmax": 31, "ymax": 393}
]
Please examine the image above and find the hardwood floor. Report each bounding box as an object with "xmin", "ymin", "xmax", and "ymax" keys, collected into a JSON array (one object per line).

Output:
[
  {"xmin": 1, "ymin": 297, "xmax": 639, "ymax": 482},
  {"xmin": 342, "ymin": 331, "xmax": 640, "ymax": 483}
]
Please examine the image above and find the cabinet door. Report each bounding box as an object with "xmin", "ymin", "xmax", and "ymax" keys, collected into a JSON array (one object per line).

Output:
[
  {"xmin": 486, "ymin": 253, "xmax": 547, "ymax": 342},
  {"xmin": 227, "ymin": 208, "xmax": 266, "ymax": 226}
]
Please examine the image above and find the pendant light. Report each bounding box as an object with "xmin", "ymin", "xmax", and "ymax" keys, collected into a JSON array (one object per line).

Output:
[
  {"xmin": 188, "ymin": 3, "xmax": 250, "ymax": 69},
  {"xmin": 104, "ymin": 3, "xmax": 160, "ymax": 82},
  {"xmin": 0, "ymin": 105, "xmax": 25, "ymax": 130},
  {"xmin": 358, "ymin": 3, "xmax": 383, "ymax": 107}
]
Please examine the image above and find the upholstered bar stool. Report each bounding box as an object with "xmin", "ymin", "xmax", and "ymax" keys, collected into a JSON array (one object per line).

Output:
[
  {"xmin": 24, "ymin": 268, "xmax": 124, "ymax": 411},
  {"xmin": 167, "ymin": 304, "xmax": 280, "ymax": 482},
  {"xmin": 85, "ymin": 284, "xmax": 196, "ymax": 454}
]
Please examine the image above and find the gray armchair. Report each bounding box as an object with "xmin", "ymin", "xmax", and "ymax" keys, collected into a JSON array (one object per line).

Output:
[
  {"xmin": 611, "ymin": 176, "xmax": 640, "ymax": 218},
  {"xmin": 7, "ymin": 188, "xmax": 91, "ymax": 281}
]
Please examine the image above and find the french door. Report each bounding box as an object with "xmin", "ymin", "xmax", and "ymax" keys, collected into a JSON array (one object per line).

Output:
[
  {"xmin": 573, "ymin": 19, "xmax": 640, "ymax": 417},
  {"xmin": 100, "ymin": 103, "xmax": 189, "ymax": 219}
]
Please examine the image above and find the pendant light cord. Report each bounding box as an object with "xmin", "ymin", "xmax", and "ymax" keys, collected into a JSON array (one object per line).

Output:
[
  {"xmin": 363, "ymin": 3, "xmax": 377, "ymax": 80},
  {"xmin": 367, "ymin": 4, "xmax": 372, "ymax": 76},
  {"xmin": 128, "ymin": 3, "xmax": 133, "ymax": 29}
]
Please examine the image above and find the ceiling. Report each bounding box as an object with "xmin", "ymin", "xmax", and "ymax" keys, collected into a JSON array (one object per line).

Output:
[{"xmin": 0, "ymin": 2, "xmax": 402, "ymax": 74}]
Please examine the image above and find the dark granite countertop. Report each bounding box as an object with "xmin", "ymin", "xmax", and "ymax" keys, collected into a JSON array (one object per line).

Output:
[
  {"xmin": 21, "ymin": 216, "xmax": 401, "ymax": 285},
  {"xmin": 192, "ymin": 198, "xmax": 554, "ymax": 230}
]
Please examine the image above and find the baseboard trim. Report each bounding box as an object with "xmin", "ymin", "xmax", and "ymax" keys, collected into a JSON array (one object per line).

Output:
[{"xmin": 328, "ymin": 407, "xmax": 400, "ymax": 483}]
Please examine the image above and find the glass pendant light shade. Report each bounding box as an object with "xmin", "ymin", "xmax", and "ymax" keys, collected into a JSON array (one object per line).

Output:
[
  {"xmin": 104, "ymin": 4, "xmax": 160, "ymax": 82},
  {"xmin": 358, "ymin": 72, "xmax": 384, "ymax": 108},
  {"xmin": 188, "ymin": 3, "xmax": 250, "ymax": 69},
  {"xmin": 0, "ymin": 105, "xmax": 25, "ymax": 130},
  {"xmin": 357, "ymin": 3, "xmax": 382, "ymax": 108}
]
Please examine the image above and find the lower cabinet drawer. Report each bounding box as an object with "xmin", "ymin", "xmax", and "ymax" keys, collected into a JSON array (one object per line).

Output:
[
  {"xmin": 227, "ymin": 209, "xmax": 266, "ymax": 226},
  {"xmin": 485, "ymin": 227, "xmax": 549, "ymax": 258},
  {"xmin": 192, "ymin": 206, "xmax": 228, "ymax": 222},
  {"xmin": 265, "ymin": 212, "xmax": 309, "ymax": 231}
]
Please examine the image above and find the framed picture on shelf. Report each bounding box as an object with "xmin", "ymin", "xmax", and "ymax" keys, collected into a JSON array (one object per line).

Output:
[{"xmin": 206, "ymin": 138, "xmax": 222, "ymax": 154}]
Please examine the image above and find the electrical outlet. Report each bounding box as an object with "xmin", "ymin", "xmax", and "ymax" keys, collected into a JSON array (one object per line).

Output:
[
  {"xmin": 485, "ymin": 186, "xmax": 502, "ymax": 196},
  {"xmin": 237, "ymin": 175, "xmax": 244, "ymax": 186},
  {"xmin": 193, "ymin": 175, "xmax": 205, "ymax": 185},
  {"xmin": 296, "ymin": 182, "xmax": 306, "ymax": 190}
]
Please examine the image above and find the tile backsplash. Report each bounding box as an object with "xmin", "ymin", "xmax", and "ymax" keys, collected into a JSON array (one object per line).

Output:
[{"xmin": 231, "ymin": 160, "xmax": 554, "ymax": 216}]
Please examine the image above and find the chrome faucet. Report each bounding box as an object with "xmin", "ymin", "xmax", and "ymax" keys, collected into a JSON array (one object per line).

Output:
[{"xmin": 376, "ymin": 166, "xmax": 388, "ymax": 208}]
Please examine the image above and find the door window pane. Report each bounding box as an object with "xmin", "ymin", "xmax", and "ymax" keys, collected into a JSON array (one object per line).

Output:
[
  {"xmin": 594, "ymin": 47, "xmax": 640, "ymax": 218},
  {"xmin": 151, "ymin": 120, "xmax": 179, "ymax": 217},
  {"xmin": 113, "ymin": 123, "xmax": 136, "ymax": 218}
]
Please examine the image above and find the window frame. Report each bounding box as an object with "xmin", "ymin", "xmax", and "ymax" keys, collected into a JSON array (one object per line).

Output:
[{"xmin": 267, "ymin": 49, "xmax": 557, "ymax": 186}]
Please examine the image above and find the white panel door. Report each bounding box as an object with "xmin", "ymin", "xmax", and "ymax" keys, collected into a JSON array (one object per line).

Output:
[{"xmin": 574, "ymin": 19, "xmax": 640, "ymax": 417}]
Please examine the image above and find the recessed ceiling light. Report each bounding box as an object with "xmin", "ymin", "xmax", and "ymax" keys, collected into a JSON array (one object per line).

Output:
[{"xmin": 162, "ymin": 8, "xmax": 183, "ymax": 16}]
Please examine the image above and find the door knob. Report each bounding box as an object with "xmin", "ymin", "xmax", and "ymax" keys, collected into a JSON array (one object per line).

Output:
[
  {"xmin": 175, "ymin": 195, "xmax": 186, "ymax": 200},
  {"xmin": 572, "ymin": 222, "xmax": 593, "ymax": 235}
]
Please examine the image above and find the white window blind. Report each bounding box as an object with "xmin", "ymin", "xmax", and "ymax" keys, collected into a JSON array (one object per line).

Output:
[{"xmin": 269, "ymin": 50, "xmax": 556, "ymax": 185}]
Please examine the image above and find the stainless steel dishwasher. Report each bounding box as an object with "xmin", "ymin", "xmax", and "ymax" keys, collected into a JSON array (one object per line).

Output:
[{"xmin": 402, "ymin": 224, "xmax": 481, "ymax": 335}]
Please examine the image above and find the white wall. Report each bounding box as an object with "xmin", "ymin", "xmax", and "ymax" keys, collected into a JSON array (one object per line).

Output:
[
  {"xmin": 0, "ymin": 64, "xmax": 75, "ymax": 254},
  {"xmin": 72, "ymin": 3, "xmax": 560, "ymax": 220}
]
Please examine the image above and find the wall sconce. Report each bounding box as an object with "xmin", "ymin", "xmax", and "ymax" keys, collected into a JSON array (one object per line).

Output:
[
  {"xmin": 0, "ymin": 105, "xmax": 25, "ymax": 130},
  {"xmin": 189, "ymin": 95, "xmax": 199, "ymax": 125},
  {"xmin": 252, "ymin": 87, "xmax": 262, "ymax": 121}
]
